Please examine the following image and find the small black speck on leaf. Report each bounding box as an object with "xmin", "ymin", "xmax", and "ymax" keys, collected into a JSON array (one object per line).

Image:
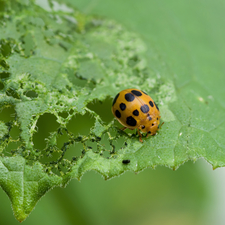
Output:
[{"xmin": 122, "ymin": 159, "xmax": 130, "ymax": 164}]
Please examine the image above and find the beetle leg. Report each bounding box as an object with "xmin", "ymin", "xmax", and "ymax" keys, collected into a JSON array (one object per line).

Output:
[
  {"xmin": 159, "ymin": 122, "xmax": 164, "ymax": 129},
  {"xmin": 137, "ymin": 129, "xmax": 143, "ymax": 143},
  {"xmin": 120, "ymin": 127, "xmax": 127, "ymax": 131}
]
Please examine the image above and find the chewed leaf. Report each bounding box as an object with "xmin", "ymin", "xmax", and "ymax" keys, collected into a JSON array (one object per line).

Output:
[
  {"xmin": 1, "ymin": 0, "xmax": 225, "ymax": 222},
  {"xmin": 0, "ymin": 0, "xmax": 169, "ymax": 220}
]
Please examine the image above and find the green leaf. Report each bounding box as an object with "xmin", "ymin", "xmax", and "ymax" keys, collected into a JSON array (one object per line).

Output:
[
  {"xmin": 0, "ymin": 0, "xmax": 224, "ymax": 222},
  {"xmin": 0, "ymin": 156, "xmax": 61, "ymax": 221}
]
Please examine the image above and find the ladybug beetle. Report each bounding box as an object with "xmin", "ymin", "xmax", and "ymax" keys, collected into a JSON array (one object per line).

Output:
[{"xmin": 112, "ymin": 88, "xmax": 161, "ymax": 142}]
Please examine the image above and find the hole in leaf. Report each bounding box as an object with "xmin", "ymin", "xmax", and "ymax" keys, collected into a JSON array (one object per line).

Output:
[
  {"xmin": 0, "ymin": 40, "xmax": 12, "ymax": 57},
  {"xmin": 0, "ymin": 59, "xmax": 9, "ymax": 69},
  {"xmin": 6, "ymin": 88, "xmax": 20, "ymax": 99},
  {"xmin": 85, "ymin": 141, "xmax": 97, "ymax": 153},
  {"xmin": 9, "ymin": 126, "xmax": 20, "ymax": 140},
  {"xmin": 64, "ymin": 142, "xmax": 83, "ymax": 160},
  {"xmin": 33, "ymin": 113, "xmax": 60, "ymax": 150},
  {"xmin": 51, "ymin": 167, "xmax": 61, "ymax": 176},
  {"xmin": 56, "ymin": 130, "xmax": 69, "ymax": 149},
  {"xmin": 69, "ymin": 109, "xmax": 74, "ymax": 114},
  {"xmin": 0, "ymin": 72, "xmax": 10, "ymax": 79},
  {"xmin": 0, "ymin": 0, "xmax": 7, "ymax": 12},
  {"xmin": 41, "ymin": 148, "xmax": 62, "ymax": 164},
  {"xmin": 3, "ymin": 141, "xmax": 22, "ymax": 156},
  {"xmin": 57, "ymin": 163, "xmax": 70, "ymax": 176},
  {"xmin": 24, "ymin": 90, "xmax": 38, "ymax": 98},
  {"xmin": 39, "ymin": 129, "xmax": 64, "ymax": 164},
  {"xmin": 0, "ymin": 81, "xmax": 4, "ymax": 90},
  {"xmin": 67, "ymin": 112, "xmax": 95, "ymax": 136},
  {"xmin": 58, "ymin": 111, "xmax": 68, "ymax": 119},
  {"xmin": 100, "ymin": 133, "xmax": 112, "ymax": 152},
  {"xmin": 0, "ymin": 106, "xmax": 16, "ymax": 122},
  {"xmin": 87, "ymin": 97, "xmax": 114, "ymax": 123},
  {"xmin": 51, "ymin": 158, "xmax": 73, "ymax": 176}
]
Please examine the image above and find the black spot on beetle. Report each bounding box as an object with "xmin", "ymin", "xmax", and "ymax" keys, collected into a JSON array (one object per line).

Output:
[
  {"xmin": 149, "ymin": 101, "xmax": 154, "ymax": 107},
  {"xmin": 112, "ymin": 93, "xmax": 119, "ymax": 106},
  {"xmin": 125, "ymin": 93, "xmax": 135, "ymax": 102},
  {"xmin": 122, "ymin": 159, "xmax": 130, "ymax": 164},
  {"xmin": 141, "ymin": 125, "xmax": 145, "ymax": 129},
  {"xmin": 120, "ymin": 103, "xmax": 126, "ymax": 111},
  {"xmin": 148, "ymin": 116, "xmax": 152, "ymax": 121},
  {"xmin": 133, "ymin": 109, "xmax": 139, "ymax": 116},
  {"xmin": 154, "ymin": 102, "xmax": 159, "ymax": 111},
  {"xmin": 115, "ymin": 110, "xmax": 121, "ymax": 118},
  {"xmin": 126, "ymin": 116, "xmax": 137, "ymax": 126},
  {"xmin": 140, "ymin": 104, "xmax": 149, "ymax": 113},
  {"xmin": 148, "ymin": 131, "xmax": 151, "ymax": 134},
  {"xmin": 131, "ymin": 90, "xmax": 142, "ymax": 96},
  {"xmin": 152, "ymin": 123, "xmax": 154, "ymax": 126}
]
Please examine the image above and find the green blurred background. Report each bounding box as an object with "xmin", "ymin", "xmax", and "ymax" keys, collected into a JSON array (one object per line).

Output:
[{"xmin": 1, "ymin": 0, "xmax": 225, "ymax": 224}]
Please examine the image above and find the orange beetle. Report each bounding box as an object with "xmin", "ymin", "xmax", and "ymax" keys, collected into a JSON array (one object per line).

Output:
[{"xmin": 112, "ymin": 88, "xmax": 161, "ymax": 142}]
